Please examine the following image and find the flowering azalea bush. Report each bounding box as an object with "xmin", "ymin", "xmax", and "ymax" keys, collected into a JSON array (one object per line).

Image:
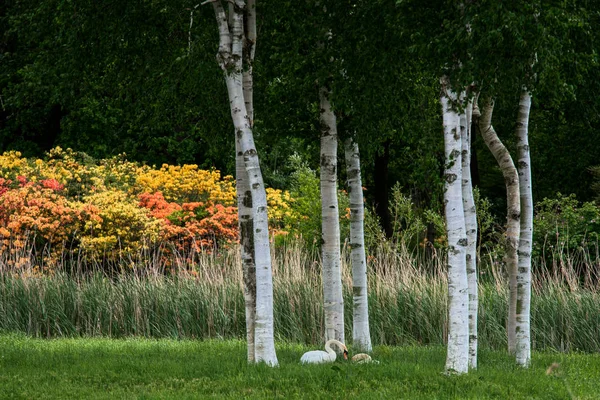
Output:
[{"xmin": 0, "ymin": 148, "xmax": 295, "ymax": 270}]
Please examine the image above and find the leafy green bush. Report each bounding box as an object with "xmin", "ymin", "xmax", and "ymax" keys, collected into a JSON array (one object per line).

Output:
[
  {"xmin": 284, "ymin": 154, "xmax": 350, "ymax": 249},
  {"xmin": 533, "ymin": 193, "xmax": 600, "ymax": 257},
  {"xmin": 376, "ymin": 183, "xmax": 445, "ymax": 255}
]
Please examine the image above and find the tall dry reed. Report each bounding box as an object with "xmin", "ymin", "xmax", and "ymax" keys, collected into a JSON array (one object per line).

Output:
[{"xmin": 0, "ymin": 238, "xmax": 599, "ymax": 352}]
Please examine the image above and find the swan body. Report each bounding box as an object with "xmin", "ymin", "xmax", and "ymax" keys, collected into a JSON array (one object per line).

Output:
[
  {"xmin": 300, "ymin": 339, "xmax": 348, "ymax": 364},
  {"xmin": 351, "ymin": 353, "xmax": 379, "ymax": 364}
]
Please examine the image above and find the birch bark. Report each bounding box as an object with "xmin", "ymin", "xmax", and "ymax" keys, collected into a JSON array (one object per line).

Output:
[
  {"xmin": 237, "ymin": 138, "xmax": 255, "ymax": 363},
  {"xmin": 212, "ymin": 0, "xmax": 277, "ymax": 366},
  {"xmin": 515, "ymin": 90, "xmax": 532, "ymax": 367},
  {"xmin": 478, "ymin": 98, "xmax": 520, "ymax": 354},
  {"xmin": 319, "ymin": 86, "xmax": 345, "ymax": 343},
  {"xmin": 344, "ymin": 137, "xmax": 372, "ymax": 353},
  {"xmin": 238, "ymin": 0, "xmax": 256, "ymax": 363},
  {"xmin": 461, "ymin": 100, "xmax": 478, "ymax": 369},
  {"xmin": 441, "ymin": 79, "xmax": 469, "ymax": 374}
]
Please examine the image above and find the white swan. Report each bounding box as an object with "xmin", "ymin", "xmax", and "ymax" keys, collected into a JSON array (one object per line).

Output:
[
  {"xmin": 300, "ymin": 339, "xmax": 348, "ymax": 364},
  {"xmin": 351, "ymin": 353, "xmax": 379, "ymax": 364}
]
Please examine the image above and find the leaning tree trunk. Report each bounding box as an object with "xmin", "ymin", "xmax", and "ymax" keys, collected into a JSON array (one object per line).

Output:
[
  {"xmin": 212, "ymin": 0, "xmax": 277, "ymax": 366},
  {"xmin": 441, "ymin": 79, "xmax": 469, "ymax": 375},
  {"xmin": 478, "ymin": 98, "xmax": 520, "ymax": 355},
  {"xmin": 319, "ymin": 86, "xmax": 345, "ymax": 343},
  {"xmin": 344, "ymin": 137, "xmax": 372, "ymax": 353},
  {"xmin": 461, "ymin": 99, "xmax": 478, "ymax": 369},
  {"xmin": 515, "ymin": 90, "xmax": 533, "ymax": 367},
  {"xmin": 238, "ymin": 0, "xmax": 257, "ymax": 363}
]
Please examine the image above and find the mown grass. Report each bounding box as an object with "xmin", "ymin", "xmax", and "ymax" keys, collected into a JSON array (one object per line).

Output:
[{"xmin": 0, "ymin": 334, "xmax": 598, "ymax": 399}]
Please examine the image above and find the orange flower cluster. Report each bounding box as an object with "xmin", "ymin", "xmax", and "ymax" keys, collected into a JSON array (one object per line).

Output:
[
  {"xmin": 0, "ymin": 148, "xmax": 295, "ymax": 270},
  {"xmin": 0, "ymin": 176, "xmax": 83, "ymax": 268},
  {"xmin": 139, "ymin": 192, "xmax": 237, "ymax": 254}
]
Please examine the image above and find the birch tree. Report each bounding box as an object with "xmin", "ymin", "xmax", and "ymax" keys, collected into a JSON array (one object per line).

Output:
[
  {"xmin": 477, "ymin": 97, "xmax": 520, "ymax": 354},
  {"xmin": 515, "ymin": 90, "xmax": 533, "ymax": 367},
  {"xmin": 319, "ymin": 85, "xmax": 345, "ymax": 343},
  {"xmin": 345, "ymin": 137, "xmax": 372, "ymax": 353},
  {"xmin": 237, "ymin": 0, "xmax": 256, "ymax": 363},
  {"xmin": 441, "ymin": 78, "xmax": 469, "ymax": 374},
  {"xmin": 210, "ymin": 0, "xmax": 277, "ymax": 366},
  {"xmin": 460, "ymin": 98, "xmax": 478, "ymax": 369}
]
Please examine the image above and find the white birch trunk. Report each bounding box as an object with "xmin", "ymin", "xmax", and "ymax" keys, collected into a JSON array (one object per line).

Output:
[
  {"xmin": 515, "ymin": 90, "xmax": 533, "ymax": 367},
  {"xmin": 243, "ymin": 0, "xmax": 256, "ymax": 126},
  {"xmin": 441, "ymin": 80, "xmax": 469, "ymax": 374},
  {"xmin": 238, "ymin": 0, "xmax": 256, "ymax": 363},
  {"xmin": 344, "ymin": 137, "xmax": 372, "ymax": 353},
  {"xmin": 237, "ymin": 138, "xmax": 256, "ymax": 363},
  {"xmin": 460, "ymin": 100, "xmax": 478, "ymax": 369},
  {"xmin": 319, "ymin": 86, "xmax": 345, "ymax": 343},
  {"xmin": 212, "ymin": 0, "xmax": 277, "ymax": 366},
  {"xmin": 478, "ymin": 98, "xmax": 520, "ymax": 354}
]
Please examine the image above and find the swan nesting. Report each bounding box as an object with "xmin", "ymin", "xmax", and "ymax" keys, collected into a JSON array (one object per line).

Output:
[
  {"xmin": 352, "ymin": 353, "xmax": 379, "ymax": 364},
  {"xmin": 300, "ymin": 339, "xmax": 348, "ymax": 364}
]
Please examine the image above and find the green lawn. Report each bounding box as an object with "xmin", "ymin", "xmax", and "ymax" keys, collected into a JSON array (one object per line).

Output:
[{"xmin": 0, "ymin": 335, "xmax": 598, "ymax": 399}]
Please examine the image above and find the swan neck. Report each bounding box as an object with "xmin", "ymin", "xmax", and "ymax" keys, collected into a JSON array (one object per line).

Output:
[{"xmin": 325, "ymin": 339, "xmax": 342, "ymax": 355}]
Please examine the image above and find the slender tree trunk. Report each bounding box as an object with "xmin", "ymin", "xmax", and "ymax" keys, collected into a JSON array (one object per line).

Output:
[
  {"xmin": 478, "ymin": 98, "xmax": 520, "ymax": 354},
  {"xmin": 461, "ymin": 100, "xmax": 478, "ymax": 369},
  {"xmin": 212, "ymin": 0, "xmax": 277, "ymax": 366},
  {"xmin": 236, "ymin": 139, "xmax": 256, "ymax": 363},
  {"xmin": 441, "ymin": 79, "xmax": 469, "ymax": 374},
  {"xmin": 319, "ymin": 86, "xmax": 344, "ymax": 343},
  {"xmin": 344, "ymin": 137, "xmax": 372, "ymax": 352},
  {"xmin": 243, "ymin": 0, "xmax": 256, "ymax": 126},
  {"xmin": 238, "ymin": 0, "xmax": 256, "ymax": 363},
  {"xmin": 515, "ymin": 90, "xmax": 533, "ymax": 367}
]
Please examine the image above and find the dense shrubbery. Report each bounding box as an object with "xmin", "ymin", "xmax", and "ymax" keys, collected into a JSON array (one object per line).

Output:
[
  {"xmin": 0, "ymin": 148, "xmax": 296, "ymax": 270},
  {"xmin": 534, "ymin": 193, "xmax": 600, "ymax": 254}
]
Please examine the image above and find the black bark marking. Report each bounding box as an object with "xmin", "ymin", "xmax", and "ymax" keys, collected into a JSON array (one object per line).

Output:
[
  {"xmin": 242, "ymin": 190, "xmax": 252, "ymax": 208},
  {"xmin": 518, "ymin": 161, "xmax": 528, "ymax": 169},
  {"xmin": 445, "ymin": 173, "xmax": 458, "ymax": 184},
  {"xmin": 347, "ymin": 169, "xmax": 359, "ymax": 180},
  {"xmin": 240, "ymin": 219, "xmax": 255, "ymax": 263}
]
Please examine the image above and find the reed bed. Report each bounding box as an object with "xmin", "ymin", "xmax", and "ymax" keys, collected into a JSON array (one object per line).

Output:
[{"xmin": 0, "ymin": 239, "xmax": 599, "ymax": 353}]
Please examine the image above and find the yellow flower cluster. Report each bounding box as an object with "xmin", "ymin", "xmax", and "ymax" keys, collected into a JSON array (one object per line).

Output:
[
  {"xmin": 136, "ymin": 164, "xmax": 236, "ymax": 205},
  {"xmin": 266, "ymin": 188, "xmax": 296, "ymax": 228},
  {"xmin": 79, "ymin": 190, "xmax": 162, "ymax": 257}
]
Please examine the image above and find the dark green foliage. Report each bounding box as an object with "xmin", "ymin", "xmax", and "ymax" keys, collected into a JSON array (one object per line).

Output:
[
  {"xmin": 2, "ymin": 0, "xmax": 600, "ymax": 229},
  {"xmin": 533, "ymin": 193, "xmax": 600, "ymax": 263},
  {"xmin": 1, "ymin": 0, "xmax": 233, "ymax": 168}
]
